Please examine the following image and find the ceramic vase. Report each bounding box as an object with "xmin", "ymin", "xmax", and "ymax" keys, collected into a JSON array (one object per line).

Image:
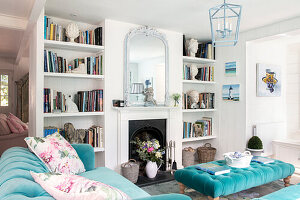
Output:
[
  {"xmin": 66, "ymin": 23, "xmax": 79, "ymax": 42},
  {"xmin": 145, "ymin": 161, "xmax": 158, "ymax": 178}
]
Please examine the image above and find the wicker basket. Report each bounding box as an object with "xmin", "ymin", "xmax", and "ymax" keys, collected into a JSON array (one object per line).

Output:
[
  {"xmin": 197, "ymin": 143, "xmax": 216, "ymax": 163},
  {"xmin": 121, "ymin": 159, "xmax": 139, "ymax": 183},
  {"xmin": 182, "ymin": 147, "xmax": 195, "ymax": 167}
]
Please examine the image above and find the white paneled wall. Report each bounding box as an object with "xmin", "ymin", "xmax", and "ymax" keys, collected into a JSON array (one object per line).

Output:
[{"xmin": 286, "ymin": 43, "xmax": 300, "ymax": 138}]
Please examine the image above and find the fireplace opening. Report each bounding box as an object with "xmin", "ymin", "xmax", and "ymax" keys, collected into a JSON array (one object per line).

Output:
[{"xmin": 129, "ymin": 119, "xmax": 167, "ymax": 171}]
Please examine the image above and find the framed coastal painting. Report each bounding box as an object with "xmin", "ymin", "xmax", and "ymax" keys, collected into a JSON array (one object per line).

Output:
[
  {"xmin": 225, "ymin": 61, "xmax": 237, "ymax": 76},
  {"xmin": 256, "ymin": 63, "xmax": 281, "ymax": 97},
  {"xmin": 222, "ymin": 84, "xmax": 240, "ymax": 101}
]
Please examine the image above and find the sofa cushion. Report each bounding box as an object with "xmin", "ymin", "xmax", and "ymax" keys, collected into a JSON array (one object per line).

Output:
[
  {"xmin": 25, "ymin": 132, "xmax": 85, "ymax": 174},
  {"xmin": 31, "ymin": 172, "xmax": 130, "ymax": 200},
  {"xmin": 253, "ymin": 184, "xmax": 300, "ymax": 200},
  {"xmin": 80, "ymin": 167, "xmax": 150, "ymax": 199},
  {"xmin": 0, "ymin": 117, "xmax": 10, "ymax": 135},
  {"xmin": 8, "ymin": 113, "xmax": 28, "ymax": 130},
  {"xmin": 7, "ymin": 117, "xmax": 24, "ymax": 133}
]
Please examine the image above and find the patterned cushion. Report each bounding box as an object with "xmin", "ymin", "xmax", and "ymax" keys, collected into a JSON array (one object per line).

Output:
[
  {"xmin": 25, "ymin": 132, "xmax": 85, "ymax": 174},
  {"xmin": 30, "ymin": 172, "xmax": 130, "ymax": 200}
]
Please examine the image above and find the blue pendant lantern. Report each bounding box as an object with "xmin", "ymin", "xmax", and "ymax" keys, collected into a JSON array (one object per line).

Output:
[{"xmin": 209, "ymin": 0, "xmax": 242, "ymax": 47}]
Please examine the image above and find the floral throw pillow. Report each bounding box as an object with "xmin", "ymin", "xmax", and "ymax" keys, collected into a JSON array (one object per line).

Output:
[
  {"xmin": 30, "ymin": 172, "xmax": 130, "ymax": 200},
  {"xmin": 25, "ymin": 132, "xmax": 85, "ymax": 174}
]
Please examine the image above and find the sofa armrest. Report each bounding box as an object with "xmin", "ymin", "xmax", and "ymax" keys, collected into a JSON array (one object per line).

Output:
[
  {"xmin": 71, "ymin": 144, "xmax": 95, "ymax": 171},
  {"xmin": 134, "ymin": 194, "xmax": 191, "ymax": 200}
]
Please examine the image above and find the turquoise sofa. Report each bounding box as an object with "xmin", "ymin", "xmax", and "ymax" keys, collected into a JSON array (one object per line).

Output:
[
  {"xmin": 253, "ymin": 183, "xmax": 300, "ymax": 200},
  {"xmin": 0, "ymin": 144, "xmax": 190, "ymax": 200}
]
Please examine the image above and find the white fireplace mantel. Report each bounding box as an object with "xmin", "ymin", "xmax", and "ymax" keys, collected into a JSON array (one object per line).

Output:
[{"xmin": 115, "ymin": 106, "xmax": 181, "ymax": 171}]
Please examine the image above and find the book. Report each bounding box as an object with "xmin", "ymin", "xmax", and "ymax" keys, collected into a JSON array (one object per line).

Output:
[
  {"xmin": 195, "ymin": 163, "xmax": 230, "ymax": 175},
  {"xmin": 252, "ymin": 156, "xmax": 274, "ymax": 164}
]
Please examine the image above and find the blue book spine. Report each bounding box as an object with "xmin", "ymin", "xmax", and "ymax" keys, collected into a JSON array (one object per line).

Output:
[{"xmin": 44, "ymin": 16, "xmax": 47, "ymax": 39}]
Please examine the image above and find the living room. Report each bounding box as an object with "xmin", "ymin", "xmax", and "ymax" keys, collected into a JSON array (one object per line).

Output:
[{"xmin": 0, "ymin": 0, "xmax": 300, "ymax": 199}]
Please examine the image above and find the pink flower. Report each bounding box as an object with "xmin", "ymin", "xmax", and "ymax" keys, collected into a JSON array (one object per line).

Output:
[
  {"xmin": 39, "ymin": 151, "xmax": 53, "ymax": 164},
  {"xmin": 147, "ymin": 147, "xmax": 154, "ymax": 152}
]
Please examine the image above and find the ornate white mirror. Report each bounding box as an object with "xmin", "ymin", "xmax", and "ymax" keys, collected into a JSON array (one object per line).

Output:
[{"xmin": 124, "ymin": 26, "xmax": 169, "ymax": 107}]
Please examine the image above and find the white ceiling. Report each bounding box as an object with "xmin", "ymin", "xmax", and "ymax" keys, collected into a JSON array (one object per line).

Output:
[
  {"xmin": 45, "ymin": 0, "xmax": 300, "ymax": 40},
  {"xmin": 0, "ymin": 0, "xmax": 34, "ymax": 18},
  {"xmin": 0, "ymin": 29, "xmax": 23, "ymax": 58}
]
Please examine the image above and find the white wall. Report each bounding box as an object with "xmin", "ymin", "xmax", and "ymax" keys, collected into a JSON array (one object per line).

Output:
[
  {"xmin": 246, "ymin": 39, "xmax": 287, "ymax": 156},
  {"xmin": 215, "ymin": 16, "xmax": 300, "ymax": 158},
  {"xmin": 104, "ymin": 19, "xmax": 183, "ymax": 170},
  {"xmin": 286, "ymin": 43, "xmax": 300, "ymax": 139}
]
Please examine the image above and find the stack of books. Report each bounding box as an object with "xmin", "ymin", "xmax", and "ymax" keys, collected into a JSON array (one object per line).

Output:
[
  {"xmin": 195, "ymin": 163, "xmax": 230, "ymax": 175},
  {"xmin": 182, "ymin": 93, "xmax": 215, "ymax": 109},
  {"xmin": 77, "ymin": 90, "xmax": 104, "ymax": 112},
  {"xmin": 183, "ymin": 65, "xmax": 214, "ymax": 81},
  {"xmin": 183, "ymin": 117, "xmax": 212, "ymax": 139},
  {"xmin": 252, "ymin": 156, "xmax": 274, "ymax": 164},
  {"xmin": 44, "ymin": 50, "xmax": 68, "ymax": 73},
  {"xmin": 44, "ymin": 126, "xmax": 60, "ymax": 137},
  {"xmin": 44, "ymin": 89, "xmax": 66, "ymax": 113},
  {"xmin": 84, "ymin": 126, "xmax": 104, "ymax": 148},
  {"xmin": 73, "ymin": 55, "xmax": 103, "ymax": 75}
]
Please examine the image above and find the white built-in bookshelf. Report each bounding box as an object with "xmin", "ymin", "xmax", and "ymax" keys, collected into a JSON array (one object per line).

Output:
[
  {"xmin": 41, "ymin": 15, "xmax": 106, "ymax": 167},
  {"xmin": 181, "ymin": 56, "xmax": 218, "ymax": 147}
]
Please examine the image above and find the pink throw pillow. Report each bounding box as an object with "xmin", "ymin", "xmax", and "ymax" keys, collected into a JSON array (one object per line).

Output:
[
  {"xmin": 8, "ymin": 113, "xmax": 28, "ymax": 130},
  {"xmin": 7, "ymin": 117, "xmax": 24, "ymax": 133},
  {"xmin": 30, "ymin": 172, "xmax": 130, "ymax": 200},
  {"xmin": 0, "ymin": 117, "xmax": 11, "ymax": 135},
  {"xmin": 7, "ymin": 119, "xmax": 20, "ymax": 134}
]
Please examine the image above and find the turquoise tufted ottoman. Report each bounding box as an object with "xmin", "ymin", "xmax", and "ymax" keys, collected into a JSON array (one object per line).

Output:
[{"xmin": 174, "ymin": 159, "xmax": 295, "ymax": 200}]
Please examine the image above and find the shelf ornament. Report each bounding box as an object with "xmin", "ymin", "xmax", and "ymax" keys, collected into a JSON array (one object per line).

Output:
[
  {"xmin": 66, "ymin": 23, "xmax": 79, "ymax": 42},
  {"xmin": 209, "ymin": 0, "xmax": 242, "ymax": 47}
]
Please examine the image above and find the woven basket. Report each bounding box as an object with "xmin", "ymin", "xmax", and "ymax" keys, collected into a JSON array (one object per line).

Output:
[
  {"xmin": 121, "ymin": 159, "xmax": 139, "ymax": 183},
  {"xmin": 182, "ymin": 147, "xmax": 195, "ymax": 167},
  {"xmin": 197, "ymin": 143, "xmax": 216, "ymax": 163}
]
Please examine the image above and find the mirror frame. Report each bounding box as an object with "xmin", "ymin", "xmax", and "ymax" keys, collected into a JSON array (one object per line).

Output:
[{"xmin": 124, "ymin": 26, "xmax": 169, "ymax": 107}]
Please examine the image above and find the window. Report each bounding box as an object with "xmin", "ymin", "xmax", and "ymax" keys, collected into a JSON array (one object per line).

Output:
[{"xmin": 0, "ymin": 75, "xmax": 8, "ymax": 106}]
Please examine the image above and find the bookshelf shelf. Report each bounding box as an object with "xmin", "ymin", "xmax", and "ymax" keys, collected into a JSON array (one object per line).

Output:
[
  {"xmin": 44, "ymin": 40, "xmax": 104, "ymax": 53},
  {"xmin": 182, "ymin": 80, "xmax": 216, "ymax": 84},
  {"xmin": 94, "ymin": 147, "xmax": 105, "ymax": 152},
  {"xmin": 183, "ymin": 56, "xmax": 216, "ymax": 64},
  {"xmin": 44, "ymin": 112, "xmax": 105, "ymax": 118},
  {"xmin": 44, "ymin": 72, "xmax": 104, "ymax": 79},
  {"xmin": 182, "ymin": 135, "xmax": 217, "ymax": 143},
  {"xmin": 182, "ymin": 109, "xmax": 216, "ymax": 113}
]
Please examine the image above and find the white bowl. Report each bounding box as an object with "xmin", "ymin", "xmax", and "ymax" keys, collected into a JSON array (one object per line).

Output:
[{"xmin": 223, "ymin": 151, "xmax": 253, "ymax": 168}]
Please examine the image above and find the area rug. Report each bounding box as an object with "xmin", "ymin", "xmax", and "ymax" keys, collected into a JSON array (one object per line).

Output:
[{"xmin": 142, "ymin": 180, "xmax": 286, "ymax": 200}]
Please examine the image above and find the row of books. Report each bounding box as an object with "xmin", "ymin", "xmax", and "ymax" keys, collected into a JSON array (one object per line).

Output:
[
  {"xmin": 183, "ymin": 117, "xmax": 212, "ymax": 139},
  {"xmin": 84, "ymin": 126, "xmax": 104, "ymax": 148},
  {"xmin": 183, "ymin": 65, "xmax": 214, "ymax": 81},
  {"xmin": 73, "ymin": 56, "xmax": 103, "ymax": 75},
  {"xmin": 44, "ymin": 89, "xmax": 66, "ymax": 113},
  {"xmin": 76, "ymin": 90, "xmax": 104, "ymax": 112},
  {"xmin": 44, "ymin": 50, "xmax": 104, "ymax": 75},
  {"xmin": 44, "ymin": 16, "xmax": 103, "ymax": 46},
  {"xmin": 44, "ymin": 126, "xmax": 60, "ymax": 137},
  {"xmin": 44, "ymin": 50, "xmax": 68, "ymax": 73},
  {"xmin": 44, "ymin": 16, "xmax": 66, "ymax": 41},
  {"xmin": 195, "ymin": 42, "xmax": 215, "ymax": 59},
  {"xmin": 182, "ymin": 93, "xmax": 215, "ymax": 109},
  {"xmin": 77, "ymin": 27, "xmax": 103, "ymax": 46}
]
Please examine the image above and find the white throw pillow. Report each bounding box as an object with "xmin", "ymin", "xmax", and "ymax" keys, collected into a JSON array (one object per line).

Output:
[{"xmin": 30, "ymin": 172, "xmax": 130, "ymax": 200}]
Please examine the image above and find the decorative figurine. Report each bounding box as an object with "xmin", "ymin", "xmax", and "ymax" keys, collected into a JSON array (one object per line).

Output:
[
  {"xmin": 187, "ymin": 90, "xmax": 199, "ymax": 109},
  {"xmin": 64, "ymin": 123, "xmax": 86, "ymax": 144},
  {"xmin": 65, "ymin": 95, "xmax": 79, "ymax": 113},
  {"xmin": 200, "ymin": 100, "xmax": 206, "ymax": 109},
  {"xmin": 190, "ymin": 64, "xmax": 198, "ymax": 80},
  {"xmin": 144, "ymin": 87, "xmax": 157, "ymax": 107},
  {"xmin": 71, "ymin": 63, "xmax": 87, "ymax": 74},
  {"xmin": 66, "ymin": 23, "xmax": 79, "ymax": 42},
  {"xmin": 186, "ymin": 39, "xmax": 198, "ymax": 57}
]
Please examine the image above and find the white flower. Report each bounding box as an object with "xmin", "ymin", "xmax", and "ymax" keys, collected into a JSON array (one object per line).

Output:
[{"xmin": 155, "ymin": 152, "xmax": 162, "ymax": 158}]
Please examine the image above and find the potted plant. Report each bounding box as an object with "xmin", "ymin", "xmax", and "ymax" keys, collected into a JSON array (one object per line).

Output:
[
  {"xmin": 247, "ymin": 136, "xmax": 264, "ymax": 156},
  {"xmin": 171, "ymin": 93, "xmax": 181, "ymax": 107},
  {"xmin": 131, "ymin": 138, "xmax": 164, "ymax": 178}
]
